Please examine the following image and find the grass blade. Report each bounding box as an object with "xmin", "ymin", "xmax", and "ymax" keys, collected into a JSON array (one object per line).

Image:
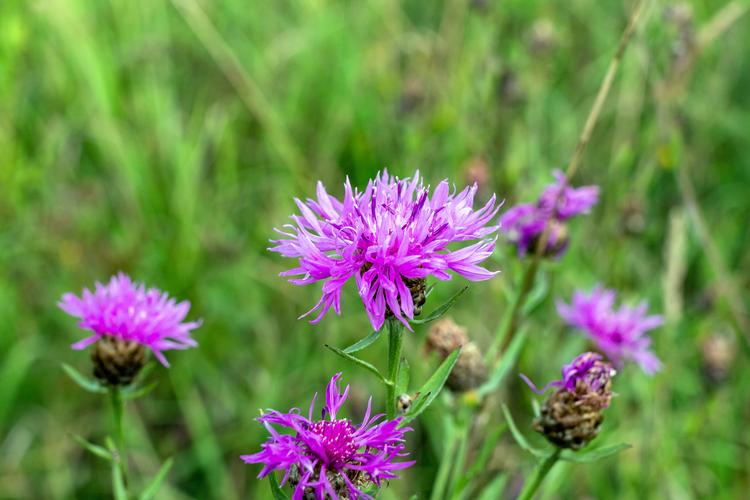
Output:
[{"xmin": 139, "ymin": 458, "xmax": 174, "ymax": 500}]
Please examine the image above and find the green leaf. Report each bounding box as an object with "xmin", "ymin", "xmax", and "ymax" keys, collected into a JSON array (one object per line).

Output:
[
  {"xmin": 106, "ymin": 437, "xmax": 128, "ymax": 500},
  {"xmin": 477, "ymin": 327, "xmax": 528, "ymax": 397},
  {"xmin": 122, "ymin": 381, "xmax": 158, "ymax": 400},
  {"xmin": 62, "ymin": 363, "xmax": 107, "ymax": 394},
  {"xmin": 396, "ymin": 356, "xmax": 410, "ymax": 397},
  {"xmin": 324, "ymin": 345, "xmax": 387, "ymax": 384},
  {"xmin": 343, "ymin": 329, "xmax": 383, "ymax": 354},
  {"xmin": 130, "ymin": 361, "xmax": 156, "ymax": 387},
  {"xmin": 501, "ymin": 404, "xmax": 545, "ymax": 458},
  {"xmin": 522, "ymin": 270, "xmax": 550, "ymax": 315},
  {"xmin": 561, "ymin": 443, "xmax": 632, "ymax": 463},
  {"xmin": 139, "ymin": 457, "xmax": 174, "ymax": 500},
  {"xmin": 401, "ymin": 348, "xmax": 461, "ymax": 425},
  {"xmin": 411, "ymin": 286, "xmax": 469, "ymax": 325},
  {"xmin": 72, "ymin": 434, "xmax": 112, "ymax": 461},
  {"xmin": 476, "ymin": 473, "xmax": 508, "ymax": 500},
  {"xmin": 458, "ymin": 425, "xmax": 506, "ymax": 491},
  {"xmin": 268, "ymin": 473, "xmax": 289, "ymax": 500}
]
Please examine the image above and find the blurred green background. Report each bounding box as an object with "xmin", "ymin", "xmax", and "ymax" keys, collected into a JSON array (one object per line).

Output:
[{"xmin": 1, "ymin": 0, "xmax": 749, "ymax": 498}]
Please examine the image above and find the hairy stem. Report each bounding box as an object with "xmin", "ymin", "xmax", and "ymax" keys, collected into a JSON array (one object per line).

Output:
[
  {"xmin": 109, "ymin": 386, "xmax": 129, "ymax": 490},
  {"xmin": 386, "ymin": 319, "xmax": 404, "ymax": 420},
  {"xmin": 518, "ymin": 448, "xmax": 561, "ymax": 500}
]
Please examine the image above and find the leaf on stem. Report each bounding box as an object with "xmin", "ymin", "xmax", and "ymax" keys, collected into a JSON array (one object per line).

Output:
[
  {"xmin": 73, "ymin": 434, "xmax": 112, "ymax": 461},
  {"xmin": 62, "ymin": 363, "xmax": 107, "ymax": 394},
  {"xmin": 324, "ymin": 344, "xmax": 388, "ymax": 384},
  {"xmin": 396, "ymin": 357, "xmax": 410, "ymax": 396},
  {"xmin": 401, "ymin": 348, "xmax": 461, "ymax": 425},
  {"xmin": 268, "ymin": 473, "xmax": 290, "ymax": 500},
  {"xmin": 476, "ymin": 473, "xmax": 508, "ymax": 500},
  {"xmin": 477, "ymin": 327, "xmax": 528, "ymax": 397},
  {"xmin": 106, "ymin": 437, "xmax": 128, "ymax": 500},
  {"xmin": 122, "ymin": 382, "xmax": 158, "ymax": 401},
  {"xmin": 343, "ymin": 329, "xmax": 383, "ymax": 354},
  {"xmin": 560, "ymin": 443, "xmax": 632, "ymax": 463},
  {"xmin": 521, "ymin": 270, "xmax": 550, "ymax": 315},
  {"xmin": 411, "ymin": 286, "xmax": 469, "ymax": 325},
  {"xmin": 501, "ymin": 404, "xmax": 545, "ymax": 458},
  {"xmin": 139, "ymin": 458, "xmax": 174, "ymax": 500}
]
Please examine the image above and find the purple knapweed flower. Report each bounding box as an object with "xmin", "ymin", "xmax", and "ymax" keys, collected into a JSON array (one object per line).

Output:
[
  {"xmin": 557, "ymin": 286, "xmax": 663, "ymax": 374},
  {"xmin": 58, "ymin": 273, "xmax": 201, "ymax": 366},
  {"xmin": 241, "ymin": 373, "xmax": 414, "ymax": 499},
  {"xmin": 271, "ymin": 170, "xmax": 500, "ymax": 331},
  {"xmin": 499, "ymin": 170, "xmax": 598, "ymax": 256},
  {"xmin": 522, "ymin": 352, "xmax": 615, "ymax": 408}
]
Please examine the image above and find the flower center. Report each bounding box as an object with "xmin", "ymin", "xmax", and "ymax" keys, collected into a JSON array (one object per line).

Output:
[{"xmin": 310, "ymin": 419, "xmax": 358, "ymax": 466}]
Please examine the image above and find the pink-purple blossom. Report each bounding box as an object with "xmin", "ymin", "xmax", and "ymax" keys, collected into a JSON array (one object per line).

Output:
[
  {"xmin": 499, "ymin": 170, "xmax": 598, "ymax": 255},
  {"xmin": 271, "ymin": 170, "xmax": 500, "ymax": 331},
  {"xmin": 241, "ymin": 373, "xmax": 414, "ymax": 499},
  {"xmin": 522, "ymin": 352, "xmax": 615, "ymax": 407},
  {"xmin": 557, "ymin": 286, "xmax": 663, "ymax": 374},
  {"xmin": 58, "ymin": 273, "xmax": 201, "ymax": 366}
]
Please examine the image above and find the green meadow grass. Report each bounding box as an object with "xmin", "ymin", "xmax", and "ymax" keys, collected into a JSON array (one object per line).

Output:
[{"xmin": 1, "ymin": 0, "xmax": 749, "ymax": 498}]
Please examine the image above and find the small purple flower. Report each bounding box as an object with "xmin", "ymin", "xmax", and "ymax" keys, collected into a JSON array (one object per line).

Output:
[
  {"xmin": 557, "ymin": 286, "xmax": 663, "ymax": 374},
  {"xmin": 241, "ymin": 373, "xmax": 414, "ymax": 499},
  {"xmin": 499, "ymin": 170, "xmax": 598, "ymax": 255},
  {"xmin": 272, "ymin": 170, "xmax": 500, "ymax": 331},
  {"xmin": 522, "ymin": 352, "xmax": 615, "ymax": 407},
  {"xmin": 58, "ymin": 273, "xmax": 201, "ymax": 366}
]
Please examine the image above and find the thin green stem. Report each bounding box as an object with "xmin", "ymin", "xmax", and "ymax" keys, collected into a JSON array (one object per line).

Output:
[
  {"xmin": 430, "ymin": 424, "xmax": 458, "ymax": 500},
  {"xmin": 518, "ymin": 448, "xmax": 561, "ymax": 500},
  {"xmin": 385, "ymin": 319, "xmax": 404, "ymax": 420},
  {"xmin": 447, "ymin": 414, "xmax": 471, "ymax": 497},
  {"xmin": 109, "ymin": 386, "xmax": 129, "ymax": 490}
]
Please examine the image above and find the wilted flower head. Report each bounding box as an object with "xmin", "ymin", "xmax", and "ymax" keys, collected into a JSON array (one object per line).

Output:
[
  {"xmin": 526, "ymin": 352, "xmax": 615, "ymax": 450},
  {"xmin": 241, "ymin": 373, "xmax": 414, "ymax": 499},
  {"xmin": 58, "ymin": 273, "xmax": 200, "ymax": 367},
  {"xmin": 272, "ymin": 170, "xmax": 500, "ymax": 331},
  {"xmin": 499, "ymin": 170, "xmax": 598, "ymax": 256},
  {"xmin": 557, "ymin": 286, "xmax": 663, "ymax": 374}
]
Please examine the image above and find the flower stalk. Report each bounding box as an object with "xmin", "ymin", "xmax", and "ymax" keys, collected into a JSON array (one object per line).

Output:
[
  {"xmin": 109, "ymin": 386, "xmax": 129, "ymax": 491},
  {"xmin": 386, "ymin": 319, "xmax": 404, "ymax": 420},
  {"xmin": 518, "ymin": 447, "xmax": 561, "ymax": 500}
]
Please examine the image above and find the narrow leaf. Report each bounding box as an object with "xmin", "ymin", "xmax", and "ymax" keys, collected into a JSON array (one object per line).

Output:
[
  {"xmin": 477, "ymin": 328, "xmax": 528, "ymax": 397},
  {"xmin": 521, "ymin": 270, "xmax": 550, "ymax": 315},
  {"xmin": 123, "ymin": 382, "xmax": 158, "ymax": 401},
  {"xmin": 139, "ymin": 458, "xmax": 174, "ymax": 500},
  {"xmin": 324, "ymin": 345, "xmax": 387, "ymax": 384},
  {"xmin": 501, "ymin": 404, "xmax": 545, "ymax": 457},
  {"xmin": 268, "ymin": 473, "xmax": 290, "ymax": 500},
  {"xmin": 411, "ymin": 286, "xmax": 469, "ymax": 325},
  {"xmin": 476, "ymin": 473, "xmax": 508, "ymax": 500},
  {"xmin": 460, "ymin": 425, "xmax": 506, "ymax": 489},
  {"xmin": 73, "ymin": 434, "xmax": 112, "ymax": 461},
  {"xmin": 561, "ymin": 443, "xmax": 631, "ymax": 463},
  {"xmin": 62, "ymin": 363, "xmax": 106, "ymax": 394},
  {"xmin": 343, "ymin": 329, "xmax": 383, "ymax": 354},
  {"xmin": 106, "ymin": 437, "xmax": 128, "ymax": 500},
  {"xmin": 401, "ymin": 348, "xmax": 461, "ymax": 424}
]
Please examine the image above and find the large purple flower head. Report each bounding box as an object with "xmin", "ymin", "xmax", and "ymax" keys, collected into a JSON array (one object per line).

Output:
[
  {"xmin": 499, "ymin": 170, "xmax": 598, "ymax": 256},
  {"xmin": 522, "ymin": 352, "xmax": 615, "ymax": 408},
  {"xmin": 557, "ymin": 286, "xmax": 663, "ymax": 374},
  {"xmin": 58, "ymin": 273, "xmax": 201, "ymax": 367},
  {"xmin": 272, "ymin": 170, "xmax": 500, "ymax": 331},
  {"xmin": 241, "ymin": 373, "xmax": 414, "ymax": 499}
]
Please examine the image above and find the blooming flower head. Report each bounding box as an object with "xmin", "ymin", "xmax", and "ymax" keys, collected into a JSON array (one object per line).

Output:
[
  {"xmin": 58, "ymin": 273, "xmax": 201, "ymax": 367},
  {"xmin": 499, "ymin": 170, "xmax": 598, "ymax": 256},
  {"xmin": 272, "ymin": 170, "xmax": 500, "ymax": 331},
  {"xmin": 241, "ymin": 373, "xmax": 414, "ymax": 499},
  {"xmin": 557, "ymin": 286, "xmax": 663, "ymax": 374},
  {"xmin": 522, "ymin": 352, "xmax": 615, "ymax": 408},
  {"xmin": 527, "ymin": 353, "xmax": 615, "ymax": 450}
]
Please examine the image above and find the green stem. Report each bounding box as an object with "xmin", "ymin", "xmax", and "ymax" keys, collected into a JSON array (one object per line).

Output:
[
  {"xmin": 447, "ymin": 415, "xmax": 471, "ymax": 497},
  {"xmin": 109, "ymin": 386, "xmax": 130, "ymax": 491},
  {"xmin": 385, "ymin": 319, "xmax": 404, "ymax": 420},
  {"xmin": 430, "ymin": 424, "xmax": 458, "ymax": 500},
  {"xmin": 518, "ymin": 448, "xmax": 561, "ymax": 500}
]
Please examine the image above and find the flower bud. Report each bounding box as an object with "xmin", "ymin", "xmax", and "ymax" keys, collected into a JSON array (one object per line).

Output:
[
  {"xmin": 426, "ymin": 318, "xmax": 488, "ymax": 392},
  {"xmin": 91, "ymin": 335, "xmax": 147, "ymax": 386}
]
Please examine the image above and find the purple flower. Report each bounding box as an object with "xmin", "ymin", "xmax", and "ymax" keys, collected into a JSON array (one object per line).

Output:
[
  {"xmin": 499, "ymin": 170, "xmax": 598, "ymax": 255},
  {"xmin": 522, "ymin": 352, "xmax": 615, "ymax": 407},
  {"xmin": 271, "ymin": 170, "xmax": 500, "ymax": 331},
  {"xmin": 241, "ymin": 373, "xmax": 414, "ymax": 500},
  {"xmin": 58, "ymin": 273, "xmax": 201, "ymax": 366},
  {"xmin": 557, "ymin": 286, "xmax": 663, "ymax": 374}
]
